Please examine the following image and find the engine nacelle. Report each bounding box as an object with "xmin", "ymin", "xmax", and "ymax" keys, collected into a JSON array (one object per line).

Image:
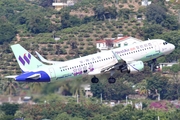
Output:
[
  {"xmin": 121, "ymin": 61, "xmax": 144, "ymax": 74},
  {"xmin": 127, "ymin": 61, "xmax": 144, "ymax": 73}
]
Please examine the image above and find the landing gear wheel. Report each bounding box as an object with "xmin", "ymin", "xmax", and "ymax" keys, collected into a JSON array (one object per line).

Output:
[
  {"xmin": 108, "ymin": 77, "xmax": 116, "ymax": 84},
  {"xmin": 91, "ymin": 76, "xmax": 99, "ymax": 83}
]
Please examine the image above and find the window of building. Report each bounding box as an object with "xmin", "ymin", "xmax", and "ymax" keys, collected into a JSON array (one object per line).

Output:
[
  {"xmin": 118, "ymin": 44, "xmax": 121, "ymax": 47},
  {"xmin": 124, "ymin": 42, "xmax": 128, "ymax": 46}
]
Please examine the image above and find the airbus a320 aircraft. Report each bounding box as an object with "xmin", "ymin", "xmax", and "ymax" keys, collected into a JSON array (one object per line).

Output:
[{"xmin": 5, "ymin": 39, "xmax": 175, "ymax": 83}]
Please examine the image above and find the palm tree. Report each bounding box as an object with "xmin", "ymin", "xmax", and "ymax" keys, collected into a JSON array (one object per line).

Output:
[
  {"xmin": 0, "ymin": 80, "xmax": 4, "ymax": 94},
  {"xmin": 3, "ymin": 79, "xmax": 19, "ymax": 95},
  {"xmin": 29, "ymin": 82, "xmax": 44, "ymax": 94},
  {"xmin": 136, "ymin": 80, "xmax": 148, "ymax": 97},
  {"xmin": 69, "ymin": 78, "xmax": 85, "ymax": 97}
]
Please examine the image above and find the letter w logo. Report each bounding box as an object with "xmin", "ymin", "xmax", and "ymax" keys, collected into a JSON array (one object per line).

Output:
[{"xmin": 18, "ymin": 53, "xmax": 31, "ymax": 65}]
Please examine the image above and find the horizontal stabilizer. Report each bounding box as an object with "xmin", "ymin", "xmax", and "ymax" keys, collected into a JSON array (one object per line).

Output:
[
  {"xmin": 5, "ymin": 75, "xmax": 18, "ymax": 79},
  {"xmin": 35, "ymin": 51, "xmax": 62, "ymax": 65}
]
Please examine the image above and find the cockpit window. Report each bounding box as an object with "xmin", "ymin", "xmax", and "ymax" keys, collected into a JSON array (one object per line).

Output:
[{"xmin": 163, "ymin": 42, "xmax": 168, "ymax": 45}]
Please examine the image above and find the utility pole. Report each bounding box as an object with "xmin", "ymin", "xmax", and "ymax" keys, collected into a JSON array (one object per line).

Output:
[
  {"xmin": 178, "ymin": 9, "xmax": 180, "ymax": 23},
  {"xmin": 126, "ymin": 96, "xmax": 127, "ymax": 104},
  {"xmin": 100, "ymin": 93, "xmax": 102, "ymax": 104},
  {"xmin": 77, "ymin": 94, "xmax": 79, "ymax": 104}
]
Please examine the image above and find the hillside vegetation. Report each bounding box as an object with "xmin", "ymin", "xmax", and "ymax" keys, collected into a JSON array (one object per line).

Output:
[
  {"xmin": 0, "ymin": 0, "xmax": 180, "ymax": 99},
  {"xmin": 0, "ymin": 0, "xmax": 180, "ymax": 75}
]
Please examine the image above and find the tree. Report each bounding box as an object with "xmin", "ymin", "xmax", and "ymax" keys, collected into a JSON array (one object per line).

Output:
[
  {"xmin": 26, "ymin": 15, "xmax": 53, "ymax": 34},
  {"xmin": 93, "ymin": 4, "xmax": 105, "ymax": 20},
  {"xmin": 69, "ymin": 78, "xmax": 85, "ymax": 97},
  {"xmin": 61, "ymin": 12, "xmax": 81, "ymax": 29},
  {"xmin": 140, "ymin": 24, "xmax": 163, "ymax": 39},
  {"xmin": 0, "ymin": 18, "xmax": 16, "ymax": 44},
  {"xmin": 39, "ymin": 0, "xmax": 53, "ymax": 8},
  {"xmin": 91, "ymin": 82, "xmax": 104, "ymax": 98},
  {"xmin": 146, "ymin": 74, "xmax": 168, "ymax": 99},
  {"xmin": 118, "ymin": 8, "xmax": 130, "ymax": 20},
  {"xmin": 16, "ymin": 15, "xmax": 27, "ymax": 25},
  {"xmin": 0, "ymin": 103, "xmax": 19, "ymax": 116},
  {"xmin": 29, "ymin": 82, "xmax": 44, "ymax": 94},
  {"xmin": 3, "ymin": 79, "xmax": 19, "ymax": 95},
  {"xmin": 145, "ymin": 4, "xmax": 167, "ymax": 24},
  {"xmin": 103, "ymin": 79, "xmax": 134, "ymax": 100},
  {"xmin": 162, "ymin": 15, "xmax": 179, "ymax": 30},
  {"xmin": 104, "ymin": 6, "xmax": 117, "ymax": 19}
]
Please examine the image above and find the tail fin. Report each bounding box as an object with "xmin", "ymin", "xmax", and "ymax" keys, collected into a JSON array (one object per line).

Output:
[{"xmin": 11, "ymin": 44, "xmax": 47, "ymax": 72}]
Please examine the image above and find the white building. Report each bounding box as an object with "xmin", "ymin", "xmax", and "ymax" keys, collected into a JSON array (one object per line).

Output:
[
  {"xmin": 96, "ymin": 36, "xmax": 142, "ymax": 51},
  {"xmin": 159, "ymin": 62, "xmax": 178, "ymax": 71},
  {"xmin": 141, "ymin": 0, "xmax": 152, "ymax": 6},
  {"xmin": 52, "ymin": 0, "xmax": 74, "ymax": 10},
  {"xmin": 81, "ymin": 84, "xmax": 93, "ymax": 97}
]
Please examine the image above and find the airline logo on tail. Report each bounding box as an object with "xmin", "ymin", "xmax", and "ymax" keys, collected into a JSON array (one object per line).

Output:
[{"xmin": 18, "ymin": 53, "xmax": 31, "ymax": 65}]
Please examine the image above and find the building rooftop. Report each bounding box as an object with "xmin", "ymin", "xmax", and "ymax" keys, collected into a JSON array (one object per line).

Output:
[{"xmin": 96, "ymin": 36, "xmax": 129, "ymax": 43}]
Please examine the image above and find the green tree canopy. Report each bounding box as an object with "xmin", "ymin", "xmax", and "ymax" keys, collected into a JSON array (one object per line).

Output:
[
  {"xmin": 146, "ymin": 74, "xmax": 168, "ymax": 99},
  {"xmin": 0, "ymin": 103, "xmax": 19, "ymax": 116},
  {"xmin": 145, "ymin": 4, "xmax": 167, "ymax": 24},
  {"xmin": 26, "ymin": 14, "xmax": 54, "ymax": 34},
  {"xmin": 0, "ymin": 18, "xmax": 16, "ymax": 44}
]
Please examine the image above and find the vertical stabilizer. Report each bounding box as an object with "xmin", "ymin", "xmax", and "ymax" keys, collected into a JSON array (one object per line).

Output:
[{"xmin": 11, "ymin": 44, "xmax": 47, "ymax": 72}]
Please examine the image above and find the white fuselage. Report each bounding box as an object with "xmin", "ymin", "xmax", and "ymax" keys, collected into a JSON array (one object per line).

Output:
[{"xmin": 39, "ymin": 39, "xmax": 175, "ymax": 81}]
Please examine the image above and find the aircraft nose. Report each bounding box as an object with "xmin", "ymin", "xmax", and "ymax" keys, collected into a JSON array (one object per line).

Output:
[{"xmin": 171, "ymin": 44, "xmax": 175, "ymax": 51}]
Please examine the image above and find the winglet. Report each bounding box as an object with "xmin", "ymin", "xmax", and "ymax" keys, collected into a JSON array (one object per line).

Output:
[
  {"xmin": 112, "ymin": 51, "xmax": 121, "ymax": 62},
  {"xmin": 35, "ymin": 51, "xmax": 61, "ymax": 65}
]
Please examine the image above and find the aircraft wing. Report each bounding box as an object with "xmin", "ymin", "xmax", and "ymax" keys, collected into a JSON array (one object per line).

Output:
[
  {"xmin": 35, "ymin": 51, "xmax": 62, "ymax": 65},
  {"xmin": 88, "ymin": 51, "xmax": 125, "ymax": 75}
]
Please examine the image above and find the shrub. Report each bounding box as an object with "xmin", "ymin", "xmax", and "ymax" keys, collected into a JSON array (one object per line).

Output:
[
  {"xmin": 64, "ymin": 45, "xmax": 69, "ymax": 48},
  {"xmin": 86, "ymin": 38, "xmax": 93, "ymax": 41},
  {"xmin": 78, "ymin": 38, "xmax": 83, "ymax": 41},
  {"xmin": 93, "ymin": 34, "xmax": 98, "ymax": 37},
  {"xmin": 80, "ymin": 42, "xmax": 85, "ymax": 46},
  {"xmin": 84, "ymin": 33, "xmax": 90, "ymax": 37}
]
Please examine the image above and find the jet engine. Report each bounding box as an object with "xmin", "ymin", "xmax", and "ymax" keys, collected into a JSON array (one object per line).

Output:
[{"xmin": 121, "ymin": 61, "xmax": 144, "ymax": 74}]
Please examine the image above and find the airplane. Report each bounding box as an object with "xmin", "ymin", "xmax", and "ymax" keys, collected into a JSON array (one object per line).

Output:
[{"xmin": 5, "ymin": 39, "xmax": 175, "ymax": 83}]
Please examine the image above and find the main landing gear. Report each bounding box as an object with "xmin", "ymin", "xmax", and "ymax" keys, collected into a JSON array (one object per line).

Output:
[
  {"xmin": 91, "ymin": 76, "xmax": 116, "ymax": 84},
  {"xmin": 91, "ymin": 76, "xmax": 99, "ymax": 83},
  {"xmin": 108, "ymin": 77, "xmax": 116, "ymax": 84}
]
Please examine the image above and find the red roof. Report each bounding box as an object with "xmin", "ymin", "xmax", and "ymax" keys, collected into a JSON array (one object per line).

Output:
[
  {"xmin": 96, "ymin": 40, "xmax": 106, "ymax": 43},
  {"xmin": 96, "ymin": 36, "xmax": 129, "ymax": 43},
  {"xmin": 113, "ymin": 36, "xmax": 129, "ymax": 43}
]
